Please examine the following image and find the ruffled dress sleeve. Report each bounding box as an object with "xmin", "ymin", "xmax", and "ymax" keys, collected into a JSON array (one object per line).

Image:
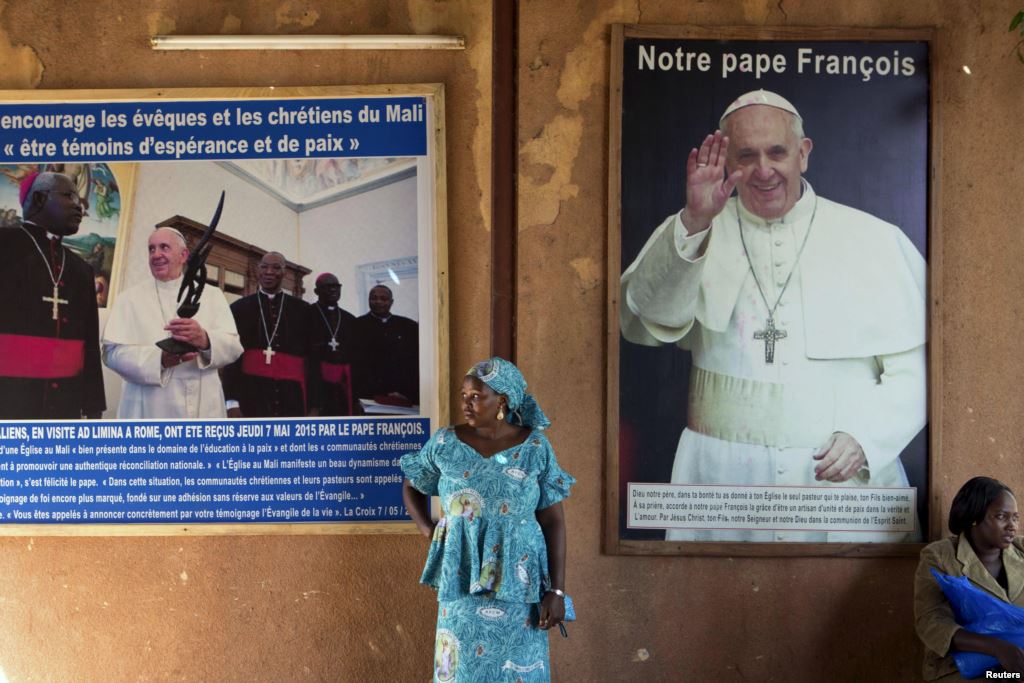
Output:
[
  {"xmin": 399, "ymin": 428, "xmax": 444, "ymax": 496},
  {"xmin": 411, "ymin": 429, "xmax": 576, "ymax": 605},
  {"xmin": 536, "ymin": 435, "xmax": 576, "ymax": 509}
]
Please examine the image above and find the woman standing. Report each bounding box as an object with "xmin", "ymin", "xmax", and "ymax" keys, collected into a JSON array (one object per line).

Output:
[{"xmin": 401, "ymin": 358, "xmax": 575, "ymax": 682}]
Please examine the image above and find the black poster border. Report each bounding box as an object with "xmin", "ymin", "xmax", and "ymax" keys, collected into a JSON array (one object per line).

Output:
[{"xmin": 605, "ymin": 25, "xmax": 941, "ymax": 558}]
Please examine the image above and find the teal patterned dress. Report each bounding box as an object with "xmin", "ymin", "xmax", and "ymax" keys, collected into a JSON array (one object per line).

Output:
[{"xmin": 400, "ymin": 426, "xmax": 575, "ymax": 683}]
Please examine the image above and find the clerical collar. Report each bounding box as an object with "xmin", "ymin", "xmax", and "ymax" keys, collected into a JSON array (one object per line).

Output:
[
  {"xmin": 156, "ymin": 275, "xmax": 183, "ymax": 290},
  {"xmin": 369, "ymin": 312, "xmax": 391, "ymax": 322},
  {"xmin": 736, "ymin": 179, "xmax": 816, "ymax": 227},
  {"xmin": 259, "ymin": 288, "xmax": 283, "ymax": 299},
  {"xmin": 22, "ymin": 221, "xmax": 62, "ymax": 243}
]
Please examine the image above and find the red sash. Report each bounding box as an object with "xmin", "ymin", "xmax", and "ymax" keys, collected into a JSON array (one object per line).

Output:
[
  {"xmin": 320, "ymin": 361, "xmax": 350, "ymax": 385},
  {"xmin": 320, "ymin": 361, "xmax": 354, "ymax": 414},
  {"xmin": 0, "ymin": 334, "xmax": 84, "ymax": 378},
  {"xmin": 241, "ymin": 349, "xmax": 307, "ymax": 410}
]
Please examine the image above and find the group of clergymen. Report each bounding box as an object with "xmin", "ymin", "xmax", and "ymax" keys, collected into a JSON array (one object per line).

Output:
[{"xmin": 0, "ymin": 171, "xmax": 419, "ymax": 420}]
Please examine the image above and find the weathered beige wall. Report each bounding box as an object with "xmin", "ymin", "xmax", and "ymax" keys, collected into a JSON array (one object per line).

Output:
[
  {"xmin": 0, "ymin": 1, "xmax": 491, "ymax": 681},
  {"xmin": 0, "ymin": 0, "xmax": 1022, "ymax": 680},
  {"xmin": 518, "ymin": 0, "xmax": 1024, "ymax": 680}
]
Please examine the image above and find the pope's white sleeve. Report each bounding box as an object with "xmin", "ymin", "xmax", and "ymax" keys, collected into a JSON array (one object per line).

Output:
[
  {"xmin": 196, "ymin": 290, "xmax": 243, "ymax": 370},
  {"xmin": 620, "ymin": 211, "xmax": 709, "ymax": 345},
  {"xmin": 833, "ymin": 344, "xmax": 927, "ymax": 482},
  {"xmin": 102, "ymin": 342, "xmax": 168, "ymax": 387}
]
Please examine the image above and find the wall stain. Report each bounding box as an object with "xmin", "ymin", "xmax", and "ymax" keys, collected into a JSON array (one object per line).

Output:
[
  {"xmin": 220, "ymin": 14, "xmax": 243, "ymax": 34},
  {"xmin": 739, "ymin": 0, "xmax": 773, "ymax": 24},
  {"xmin": 555, "ymin": 3, "xmax": 637, "ymax": 111},
  {"xmin": 570, "ymin": 256, "xmax": 601, "ymax": 291},
  {"xmin": 275, "ymin": 1, "xmax": 321, "ymax": 29},
  {"xmin": 408, "ymin": 0, "xmax": 492, "ymax": 233},
  {"xmin": 0, "ymin": 1, "xmax": 43, "ymax": 88},
  {"xmin": 519, "ymin": 114, "xmax": 582, "ymax": 228},
  {"xmin": 146, "ymin": 10, "xmax": 176, "ymax": 37},
  {"xmin": 519, "ymin": 2, "xmax": 640, "ymax": 231}
]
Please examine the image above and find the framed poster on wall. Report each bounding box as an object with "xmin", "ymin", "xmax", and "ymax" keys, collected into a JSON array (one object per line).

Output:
[
  {"xmin": 0, "ymin": 85, "xmax": 448, "ymax": 535},
  {"xmin": 606, "ymin": 26, "xmax": 939, "ymax": 556}
]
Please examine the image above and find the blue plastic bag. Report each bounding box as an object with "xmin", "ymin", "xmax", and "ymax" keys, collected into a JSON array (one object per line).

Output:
[{"xmin": 931, "ymin": 569, "xmax": 1024, "ymax": 678}]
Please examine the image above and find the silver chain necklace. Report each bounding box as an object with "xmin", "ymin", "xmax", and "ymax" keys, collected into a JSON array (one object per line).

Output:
[
  {"xmin": 20, "ymin": 225, "xmax": 67, "ymax": 321},
  {"xmin": 258, "ymin": 291, "xmax": 285, "ymax": 365},
  {"xmin": 154, "ymin": 279, "xmax": 202, "ymax": 417},
  {"xmin": 736, "ymin": 196, "xmax": 817, "ymax": 364},
  {"xmin": 315, "ymin": 303, "xmax": 341, "ymax": 352},
  {"xmin": 154, "ymin": 278, "xmax": 173, "ymax": 326}
]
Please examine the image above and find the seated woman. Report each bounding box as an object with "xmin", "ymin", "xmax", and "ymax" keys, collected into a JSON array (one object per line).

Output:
[{"xmin": 915, "ymin": 476, "xmax": 1024, "ymax": 680}]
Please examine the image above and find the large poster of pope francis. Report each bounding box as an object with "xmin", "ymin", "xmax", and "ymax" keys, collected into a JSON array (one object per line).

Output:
[{"xmin": 611, "ymin": 27, "xmax": 932, "ymax": 550}]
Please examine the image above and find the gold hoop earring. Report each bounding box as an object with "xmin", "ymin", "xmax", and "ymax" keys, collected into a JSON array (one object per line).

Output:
[{"xmin": 497, "ymin": 406, "xmax": 505, "ymax": 421}]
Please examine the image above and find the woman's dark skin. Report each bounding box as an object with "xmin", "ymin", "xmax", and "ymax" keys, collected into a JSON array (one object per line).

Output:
[
  {"xmin": 402, "ymin": 376, "xmax": 568, "ymax": 630},
  {"xmin": 949, "ymin": 491, "xmax": 1024, "ymax": 673}
]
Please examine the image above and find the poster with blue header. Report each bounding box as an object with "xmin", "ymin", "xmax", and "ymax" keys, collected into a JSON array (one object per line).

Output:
[{"xmin": 0, "ymin": 85, "xmax": 448, "ymax": 533}]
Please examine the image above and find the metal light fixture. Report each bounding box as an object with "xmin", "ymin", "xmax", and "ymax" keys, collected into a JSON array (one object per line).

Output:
[{"xmin": 150, "ymin": 34, "xmax": 465, "ymax": 51}]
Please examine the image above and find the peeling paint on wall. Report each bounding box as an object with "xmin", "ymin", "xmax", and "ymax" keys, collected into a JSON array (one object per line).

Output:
[
  {"xmin": 570, "ymin": 256, "xmax": 601, "ymax": 291},
  {"xmin": 221, "ymin": 14, "xmax": 243, "ymax": 33},
  {"xmin": 519, "ymin": 113, "xmax": 582, "ymax": 228},
  {"xmin": 0, "ymin": 2, "xmax": 43, "ymax": 88},
  {"xmin": 556, "ymin": 1, "xmax": 640, "ymax": 111},
  {"xmin": 518, "ymin": 3, "xmax": 639, "ymax": 231},
  {"xmin": 408, "ymin": 0, "xmax": 492, "ymax": 234},
  {"xmin": 275, "ymin": 1, "xmax": 321, "ymax": 29},
  {"xmin": 146, "ymin": 10, "xmax": 176, "ymax": 37},
  {"xmin": 739, "ymin": 0, "xmax": 777, "ymax": 25}
]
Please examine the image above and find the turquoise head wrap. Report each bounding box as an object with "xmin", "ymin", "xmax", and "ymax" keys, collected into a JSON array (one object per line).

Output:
[{"xmin": 465, "ymin": 357, "xmax": 551, "ymax": 430}]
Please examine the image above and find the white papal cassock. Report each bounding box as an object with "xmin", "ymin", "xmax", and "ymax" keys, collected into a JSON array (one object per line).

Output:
[
  {"xmin": 102, "ymin": 276, "xmax": 243, "ymax": 419},
  {"xmin": 621, "ymin": 183, "xmax": 927, "ymax": 542}
]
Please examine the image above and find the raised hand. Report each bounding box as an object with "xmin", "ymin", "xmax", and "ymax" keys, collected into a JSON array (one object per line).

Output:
[{"xmin": 680, "ymin": 130, "xmax": 743, "ymax": 235}]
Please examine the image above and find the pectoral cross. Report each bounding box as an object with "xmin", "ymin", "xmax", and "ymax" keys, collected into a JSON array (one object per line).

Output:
[
  {"xmin": 42, "ymin": 284, "xmax": 68, "ymax": 321},
  {"xmin": 753, "ymin": 317, "xmax": 787, "ymax": 364},
  {"xmin": 328, "ymin": 337, "xmax": 339, "ymax": 352},
  {"xmin": 263, "ymin": 345, "xmax": 275, "ymax": 365}
]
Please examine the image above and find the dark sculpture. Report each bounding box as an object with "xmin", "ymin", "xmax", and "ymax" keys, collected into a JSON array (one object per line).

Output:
[{"xmin": 155, "ymin": 191, "xmax": 225, "ymax": 354}]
